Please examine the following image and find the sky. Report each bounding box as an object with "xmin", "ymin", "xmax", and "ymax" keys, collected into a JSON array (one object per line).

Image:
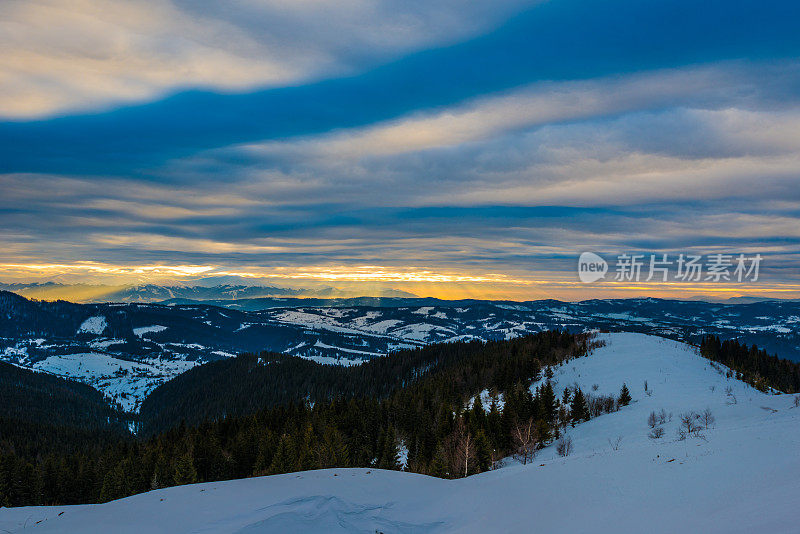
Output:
[{"xmin": 1, "ymin": 0, "xmax": 800, "ymax": 301}]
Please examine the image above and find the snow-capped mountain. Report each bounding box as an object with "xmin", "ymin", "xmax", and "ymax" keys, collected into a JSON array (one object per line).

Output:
[
  {"xmin": 2, "ymin": 290, "xmax": 800, "ymax": 411},
  {"xmin": 3, "ymin": 334, "xmax": 797, "ymax": 533}
]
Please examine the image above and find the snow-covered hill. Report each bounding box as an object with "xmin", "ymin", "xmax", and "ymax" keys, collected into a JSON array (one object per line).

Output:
[{"xmin": 3, "ymin": 333, "xmax": 798, "ymax": 533}]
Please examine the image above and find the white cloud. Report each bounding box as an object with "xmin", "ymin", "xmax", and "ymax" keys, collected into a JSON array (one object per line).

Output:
[
  {"xmin": 220, "ymin": 61, "xmax": 800, "ymax": 208},
  {"xmin": 0, "ymin": 0, "xmax": 533, "ymax": 118},
  {"xmin": 243, "ymin": 61, "xmax": 800, "ymax": 159}
]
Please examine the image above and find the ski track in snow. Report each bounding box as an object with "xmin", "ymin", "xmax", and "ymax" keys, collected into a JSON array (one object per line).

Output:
[{"xmin": 2, "ymin": 333, "xmax": 799, "ymax": 533}]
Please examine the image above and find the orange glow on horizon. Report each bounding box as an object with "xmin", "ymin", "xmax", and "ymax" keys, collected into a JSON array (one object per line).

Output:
[{"xmin": 1, "ymin": 261, "xmax": 799, "ymax": 302}]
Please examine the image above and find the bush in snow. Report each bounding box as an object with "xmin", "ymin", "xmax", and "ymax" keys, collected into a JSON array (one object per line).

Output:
[
  {"xmin": 677, "ymin": 411, "xmax": 703, "ymax": 440},
  {"xmin": 648, "ymin": 427, "xmax": 665, "ymax": 439},
  {"xmin": 648, "ymin": 408, "xmax": 668, "ymax": 428},
  {"xmin": 725, "ymin": 386, "xmax": 737, "ymax": 405},
  {"xmin": 586, "ymin": 393, "xmax": 617, "ymax": 418},
  {"xmin": 647, "ymin": 411, "xmax": 658, "ymax": 428},
  {"xmin": 556, "ymin": 435, "xmax": 573, "ymax": 457},
  {"xmin": 700, "ymin": 408, "xmax": 715, "ymax": 429}
]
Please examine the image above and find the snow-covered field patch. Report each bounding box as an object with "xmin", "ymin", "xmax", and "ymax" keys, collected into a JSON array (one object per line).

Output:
[
  {"xmin": 133, "ymin": 325, "xmax": 168, "ymax": 337},
  {"xmin": 30, "ymin": 353, "xmax": 199, "ymax": 412},
  {"xmin": 77, "ymin": 316, "xmax": 107, "ymax": 335}
]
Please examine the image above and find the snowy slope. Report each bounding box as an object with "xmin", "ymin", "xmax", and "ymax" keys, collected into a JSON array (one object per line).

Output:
[{"xmin": 2, "ymin": 333, "xmax": 798, "ymax": 533}]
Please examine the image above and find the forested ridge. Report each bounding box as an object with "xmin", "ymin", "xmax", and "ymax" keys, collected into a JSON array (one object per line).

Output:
[
  {"xmin": 0, "ymin": 360, "xmax": 130, "ymax": 455},
  {"xmin": 140, "ymin": 331, "xmax": 582, "ymax": 435},
  {"xmin": 1, "ymin": 331, "xmax": 593, "ymax": 505}
]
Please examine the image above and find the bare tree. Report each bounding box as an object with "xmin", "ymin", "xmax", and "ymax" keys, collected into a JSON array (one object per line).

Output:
[
  {"xmin": 658, "ymin": 409, "xmax": 668, "ymax": 425},
  {"xmin": 647, "ymin": 411, "xmax": 658, "ymax": 428},
  {"xmin": 556, "ymin": 435, "xmax": 573, "ymax": 457},
  {"xmin": 677, "ymin": 411, "xmax": 702, "ymax": 440},
  {"xmin": 455, "ymin": 422, "xmax": 475, "ymax": 478},
  {"xmin": 725, "ymin": 386, "xmax": 737, "ymax": 405},
  {"xmin": 648, "ymin": 427, "xmax": 665, "ymax": 439},
  {"xmin": 511, "ymin": 418, "xmax": 539, "ymax": 466},
  {"xmin": 557, "ymin": 404, "xmax": 570, "ymax": 431},
  {"xmin": 444, "ymin": 418, "xmax": 476, "ymax": 478},
  {"xmin": 700, "ymin": 408, "xmax": 715, "ymax": 429},
  {"xmin": 648, "ymin": 409, "xmax": 668, "ymax": 428},
  {"xmin": 608, "ymin": 436, "xmax": 622, "ymax": 451}
]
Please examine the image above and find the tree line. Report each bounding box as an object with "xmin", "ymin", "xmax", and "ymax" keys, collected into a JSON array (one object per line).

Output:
[
  {"xmin": 699, "ymin": 335, "xmax": 800, "ymax": 393},
  {"xmin": 1, "ymin": 331, "xmax": 599, "ymax": 506}
]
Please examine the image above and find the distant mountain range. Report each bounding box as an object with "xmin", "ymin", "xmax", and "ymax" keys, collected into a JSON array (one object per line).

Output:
[
  {"xmin": 2, "ymin": 289, "xmax": 799, "ymax": 412},
  {"xmin": 0, "ymin": 282, "xmax": 418, "ymax": 303},
  {"xmin": 5, "ymin": 282, "xmax": 795, "ymax": 306}
]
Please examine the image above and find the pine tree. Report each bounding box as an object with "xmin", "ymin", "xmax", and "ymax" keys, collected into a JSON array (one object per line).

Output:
[
  {"xmin": 618, "ymin": 383, "xmax": 632, "ymax": 406},
  {"xmin": 378, "ymin": 426, "xmax": 400, "ymax": 470},
  {"xmin": 429, "ymin": 446, "xmax": 449, "ymax": 478},
  {"xmin": 99, "ymin": 461, "xmax": 127, "ymax": 502},
  {"xmin": 471, "ymin": 394, "xmax": 486, "ymax": 432},
  {"xmin": 474, "ymin": 430, "xmax": 492, "ymax": 472},
  {"xmin": 150, "ymin": 453, "xmax": 170, "ymax": 490},
  {"xmin": 252, "ymin": 432, "xmax": 277, "ymax": 475},
  {"xmin": 541, "ymin": 381, "xmax": 557, "ymax": 426},
  {"xmin": 570, "ymin": 388, "xmax": 587, "ymax": 425},
  {"xmin": 172, "ymin": 452, "xmax": 198, "ymax": 486},
  {"xmin": 267, "ymin": 435, "xmax": 294, "ymax": 475},
  {"xmin": 318, "ymin": 426, "xmax": 349, "ymax": 468},
  {"xmin": 295, "ymin": 422, "xmax": 316, "ymax": 471}
]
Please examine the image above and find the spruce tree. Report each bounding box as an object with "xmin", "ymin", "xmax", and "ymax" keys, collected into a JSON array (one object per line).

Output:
[
  {"xmin": 570, "ymin": 388, "xmax": 587, "ymax": 425},
  {"xmin": 474, "ymin": 430, "xmax": 492, "ymax": 472},
  {"xmin": 618, "ymin": 383, "xmax": 632, "ymax": 406},
  {"xmin": 267, "ymin": 435, "xmax": 294, "ymax": 475},
  {"xmin": 541, "ymin": 381, "xmax": 557, "ymax": 426},
  {"xmin": 172, "ymin": 452, "xmax": 198, "ymax": 486},
  {"xmin": 378, "ymin": 426, "xmax": 400, "ymax": 470}
]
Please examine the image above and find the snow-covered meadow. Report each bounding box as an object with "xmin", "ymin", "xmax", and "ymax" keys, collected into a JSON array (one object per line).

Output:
[{"xmin": 2, "ymin": 333, "xmax": 798, "ymax": 533}]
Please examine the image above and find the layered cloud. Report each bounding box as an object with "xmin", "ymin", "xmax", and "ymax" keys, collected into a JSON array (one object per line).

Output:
[{"xmin": 1, "ymin": 0, "xmax": 799, "ymax": 299}]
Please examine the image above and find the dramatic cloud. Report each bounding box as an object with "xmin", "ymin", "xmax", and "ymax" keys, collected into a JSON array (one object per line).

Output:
[
  {"xmin": 1, "ymin": 0, "xmax": 799, "ymax": 299},
  {"xmin": 0, "ymin": 0, "xmax": 532, "ymax": 118}
]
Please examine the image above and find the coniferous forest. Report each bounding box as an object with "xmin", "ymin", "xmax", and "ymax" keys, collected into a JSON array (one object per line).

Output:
[
  {"xmin": 699, "ymin": 335, "xmax": 800, "ymax": 393},
  {"xmin": 0, "ymin": 331, "xmax": 589, "ymax": 505},
  {"xmin": 0, "ymin": 330, "xmax": 798, "ymax": 507}
]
